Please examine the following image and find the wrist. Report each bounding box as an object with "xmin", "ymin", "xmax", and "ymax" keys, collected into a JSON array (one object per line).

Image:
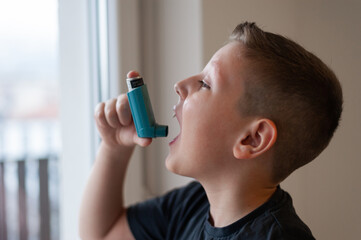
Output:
[{"xmin": 98, "ymin": 141, "xmax": 135, "ymax": 162}]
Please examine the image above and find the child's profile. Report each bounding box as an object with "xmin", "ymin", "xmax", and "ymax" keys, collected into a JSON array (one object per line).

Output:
[{"xmin": 79, "ymin": 22, "xmax": 342, "ymax": 240}]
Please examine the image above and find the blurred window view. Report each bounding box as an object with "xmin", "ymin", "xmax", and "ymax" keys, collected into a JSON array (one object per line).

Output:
[{"xmin": 0, "ymin": 1, "xmax": 60, "ymax": 240}]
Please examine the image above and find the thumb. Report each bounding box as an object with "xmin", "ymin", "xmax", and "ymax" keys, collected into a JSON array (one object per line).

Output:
[
  {"xmin": 133, "ymin": 135, "xmax": 152, "ymax": 147},
  {"xmin": 127, "ymin": 70, "xmax": 140, "ymax": 78}
]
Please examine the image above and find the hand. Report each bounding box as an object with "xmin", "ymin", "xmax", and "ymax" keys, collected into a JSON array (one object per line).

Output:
[{"xmin": 94, "ymin": 71, "xmax": 152, "ymax": 148}]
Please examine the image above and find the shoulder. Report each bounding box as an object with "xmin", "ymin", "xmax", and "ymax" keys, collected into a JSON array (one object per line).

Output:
[
  {"xmin": 165, "ymin": 181, "xmax": 205, "ymax": 202},
  {"xmin": 164, "ymin": 181, "xmax": 208, "ymax": 219},
  {"xmin": 129, "ymin": 181, "xmax": 207, "ymax": 218},
  {"xmin": 261, "ymin": 188, "xmax": 316, "ymax": 240},
  {"xmin": 154, "ymin": 181, "xmax": 206, "ymax": 212},
  {"xmin": 127, "ymin": 181, "xmax": 208, "ymax": 239},
  {"xmin": 126, "ymin": 181, "xmax": 207, "ymax": 239}
]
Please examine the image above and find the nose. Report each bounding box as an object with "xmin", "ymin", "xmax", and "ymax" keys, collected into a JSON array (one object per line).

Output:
[
  {"xmin": 174, "ymin": 81, "xmax": 184, "ymax": 100},
  {"xmin": 174, "ymin": 79, "xmax": 187, "ymax": 100},
  {"xmin": 174, "ymin": 76, "xmax": 196, "ymax": 100}
]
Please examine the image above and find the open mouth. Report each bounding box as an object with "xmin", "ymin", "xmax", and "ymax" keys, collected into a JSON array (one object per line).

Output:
[{"xmin": 169, "ymin": 105, "xmax": 181, "ymax": 146}]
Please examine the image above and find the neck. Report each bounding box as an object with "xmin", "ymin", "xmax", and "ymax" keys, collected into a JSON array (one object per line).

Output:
[{"xmin": 200, "ymin": 178, "xmax": 277, "ymax": 228}]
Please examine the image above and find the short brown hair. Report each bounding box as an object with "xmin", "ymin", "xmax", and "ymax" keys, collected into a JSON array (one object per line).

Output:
[{"xmin": 229, "ymin": 22, "xmax": 343, "ymax": 183}]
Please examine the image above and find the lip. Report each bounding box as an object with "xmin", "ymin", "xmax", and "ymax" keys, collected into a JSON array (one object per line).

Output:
[{"xmin": 169, "ymin": 134, "xmax": 179, "ymax": 146}]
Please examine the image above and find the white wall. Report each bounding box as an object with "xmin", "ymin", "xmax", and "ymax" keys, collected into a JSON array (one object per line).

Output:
[{"xmin": 200, "ymin": 1, "xmax": 361, "ymax": 239}]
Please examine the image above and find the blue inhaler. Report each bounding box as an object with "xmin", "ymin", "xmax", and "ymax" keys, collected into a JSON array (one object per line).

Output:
[{"xmin": 127, "ymin": 76, "xmax": 168, "ymax": 138}]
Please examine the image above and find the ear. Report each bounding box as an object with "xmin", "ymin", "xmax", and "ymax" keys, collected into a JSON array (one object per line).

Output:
[{"xmin": 233, "ymin": 119, "xmax": 277, "ymax": 160}]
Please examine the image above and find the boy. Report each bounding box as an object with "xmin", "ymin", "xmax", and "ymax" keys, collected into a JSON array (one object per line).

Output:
[{"xmin": 79, "ymin": 22, "xmax": 343, "ymax": 239}]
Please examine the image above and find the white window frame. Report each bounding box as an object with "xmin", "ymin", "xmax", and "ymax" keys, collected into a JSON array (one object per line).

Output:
[{"xmin": 58, "ymin": 0, "xmax": 93, "ymax": 239}]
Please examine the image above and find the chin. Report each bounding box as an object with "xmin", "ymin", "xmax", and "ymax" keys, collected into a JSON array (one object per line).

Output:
[
  {"xmin": 165, "ymin": 154, "xmax": 191, "ymax": 177},
  {"xmin": 165, "ymin": 154, "xmax": 179, "ymax": 174}
]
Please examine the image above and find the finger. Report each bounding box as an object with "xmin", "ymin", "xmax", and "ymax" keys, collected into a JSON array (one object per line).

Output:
[
  {"xmin": 133, "ymin": 135, "xmax": 152, "ymax": 147},
  {"xmin": 94, "ymin": 102, "xmax": 109, "ymax": 128},
  {"xmin": 127, "ymin": 70, "xmax": 140, "ymax": 79},
  {"xmin": 116, "ymin": 95, "xmax": 132, "ymax": 126},
  {"xmin": 117, "ymin": 124, "xmax": 151, "ymax": 147},
  {"xmin": 104, "ymin": 98, "xmax": 120, "ymax": 128}
]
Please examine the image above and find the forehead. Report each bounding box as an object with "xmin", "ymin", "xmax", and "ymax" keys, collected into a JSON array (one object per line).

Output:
[
  {"xmin": 210, "ymin": 42, "xmax": 240, "ymax": 66},
  {"xmin": 205, "ymin": 42, "xmax": 244, "ymax": 86}
]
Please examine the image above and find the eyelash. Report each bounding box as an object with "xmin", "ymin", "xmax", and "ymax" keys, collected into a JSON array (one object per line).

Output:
[{"xmin": 199, "ymin": 80, "xmax": 211, "ymax": 89}]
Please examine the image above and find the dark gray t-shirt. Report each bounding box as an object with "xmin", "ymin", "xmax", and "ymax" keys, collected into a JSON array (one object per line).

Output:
[{"xmin": 127, "ymin": 181, "xmax": 315, "ymax": 240}]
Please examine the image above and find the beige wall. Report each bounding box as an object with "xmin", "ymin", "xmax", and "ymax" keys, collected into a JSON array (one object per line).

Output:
[
  {"xmin": 138, "ymin": 0, "xmax": 361, "ymax": 239},
  {"xmin": 201, "ymin": 1, "xmax": 361, "ymax": 239},
  {"xmin": 138, "ymin": 0, "xmax": 203, "ymax": 195}
]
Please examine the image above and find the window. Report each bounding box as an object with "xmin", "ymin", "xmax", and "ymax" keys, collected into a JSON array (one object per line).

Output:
[{"xmin": 0, "ymin": 1, "xmax": 60, "ymax": 239}]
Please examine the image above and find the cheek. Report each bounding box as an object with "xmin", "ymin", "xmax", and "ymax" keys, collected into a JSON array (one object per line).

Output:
[
  {"xmin": 184, "ymin": 97, "xmax": 232, "ymax": 133},
  {"xmin": 182, "ymin": 103, "xmax": 230, "ymax": 153},
  {"xmin": 183, "ymin": 98, "xmax": 215, "ymax": 135}
]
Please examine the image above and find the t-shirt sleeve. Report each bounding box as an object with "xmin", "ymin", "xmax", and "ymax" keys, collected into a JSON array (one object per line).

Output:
[{"xmin": 126, "ymin": 181, "xmax": 200, "ymax": 240}]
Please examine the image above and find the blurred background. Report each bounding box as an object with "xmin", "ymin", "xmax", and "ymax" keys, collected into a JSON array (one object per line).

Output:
[
  {"xmin": 0, "ymin": 0, "xmax": 360, "ymax": 239},
  {"xmin": 0, "ymin": 0, "xmax": 59, "ymax": 240}
]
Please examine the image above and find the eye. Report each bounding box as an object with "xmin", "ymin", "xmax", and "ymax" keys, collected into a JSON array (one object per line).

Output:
[{"xmin": 199, "ymin": 80, "xmax": 211, "ymax": 89}]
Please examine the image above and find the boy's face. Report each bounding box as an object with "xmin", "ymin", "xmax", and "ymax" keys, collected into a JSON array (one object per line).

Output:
[{"xmin": 166, "ymin": 42, "xmax": 252, "ymax": 179}]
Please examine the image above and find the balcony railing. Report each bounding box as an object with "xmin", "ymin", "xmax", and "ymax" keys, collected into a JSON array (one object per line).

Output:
[{"xmin": 0, "ymin": 120, "xmax": 59, "ymax": 240}]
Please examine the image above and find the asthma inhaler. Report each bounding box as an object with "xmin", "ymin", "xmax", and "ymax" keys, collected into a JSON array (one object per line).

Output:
[{"xmin": 126, "ymin": 76, "xmax": 168, "ymax": 138}]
